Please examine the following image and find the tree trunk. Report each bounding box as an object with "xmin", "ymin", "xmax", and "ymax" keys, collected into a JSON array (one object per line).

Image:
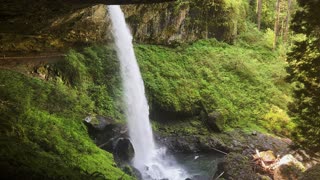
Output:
[
  {"xmin": 273, "ymin": 0, "xmax": 281, "ymax": 50},
  {"xmin": 257, "ymin": 0, "xmax": 262, "ymax": 30},
  {"xmin": 283, "ymin": 0, "xmax": 292, "ymax": 43}
]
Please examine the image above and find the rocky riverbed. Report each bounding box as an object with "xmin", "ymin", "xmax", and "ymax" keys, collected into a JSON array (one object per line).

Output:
[{"xmin": 85, "ymin": 117, "xmax": 320, "ymax": 180}]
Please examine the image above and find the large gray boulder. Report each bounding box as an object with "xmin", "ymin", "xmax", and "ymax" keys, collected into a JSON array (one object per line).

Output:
[
  {"xmin": 113, "ymin": 138, "xmax": 135, "ymax": 163},
  {"xmin": 214, "ymin": 152, "xmax": 259, "ymax": 180}
]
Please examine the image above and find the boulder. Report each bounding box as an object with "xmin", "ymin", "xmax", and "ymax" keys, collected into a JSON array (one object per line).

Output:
[
  {"xmin": 84, "ymin": 115, "xmax": 115, "ymax": 131},
  {"xmin": 200, "ymin": 110, "xmax": 224, "ymax": 132},
  {"xmin": 84, "ymin": 115, "xmax": 127, "ymax": 153},
  {"xmin": 206, "ymin": 111, "xmax": 224, "ymax": 132},
  {"xmin": 113, "ymin": 138, "xmax": 135, "ymax": 163},
  {"xmin": 232, "ymin": 130, "xmax": 292, "ymax": 157},
  {"xmin": 214, "ymin": 152, "xmax": 259, "ymax": 180}
]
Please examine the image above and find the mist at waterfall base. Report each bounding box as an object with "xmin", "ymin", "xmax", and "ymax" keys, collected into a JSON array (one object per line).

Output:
[{"xmin": 108, "ymin": 5, "xmax": 189, "ymax": 179}]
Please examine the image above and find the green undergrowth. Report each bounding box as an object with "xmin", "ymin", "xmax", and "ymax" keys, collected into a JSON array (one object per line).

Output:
[
  {"xmin": 135, "ymin": 34, "xmax": 294, "ymax": 135},
  {"xmin": 0, "ymin": 30, "xmax": 294, "ymax": 177},
  {"xmin": 0, "ymin": 46, "xmax": 132, "ymax": 179},
  {"xmin": 152, "ymin": 117, "xmax": 211, "ymax": 136}
]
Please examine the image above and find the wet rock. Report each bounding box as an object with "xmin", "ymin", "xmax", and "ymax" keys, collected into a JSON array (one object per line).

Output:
[
  {"xmin": 131, "ymin": 166, "xmax": 143, "ymax": 180},
  {"xmin": 156, "ymin": 129, "xmax": 293, "ymax": 159},
  {"xmin": 84, "ymin": 115, "xmax": 129, "ymax": 153},
  {"xmin": 155, "ymin": 135, "xmax": 228, "ymax": 153},
  {"xmin": 190, "ymin": 174, "xmax": 209, "ymax": 180},
  {"xmin": 156, "ymin": 136, "xmax": 200, "ymax": 152},
  {"xmin": 113, "ymin": 138, "xmax": 135, "ymax": 163},
  {"xmin": 225, "ymin": 130, "xmax": 292, "ymax": 157},
  {"xmin": 84, "ymin": 115, "xmax": 115, "ymax": 131},
  {"xmin": 214, "ymin": 152, "xmax": 259, "ymax": 180}
]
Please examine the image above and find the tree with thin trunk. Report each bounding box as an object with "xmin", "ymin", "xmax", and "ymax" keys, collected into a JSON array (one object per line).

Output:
[
  {"xmin": 257, "ymin": 0, "xmax": 262, "ymax": 30},
  {"xmin": 283, "ymin": 0, "xmax": 292, "ymax": 43},
  {"xmin": 273, "ymin": 0, "xmax": 281, "ymax": 50}
]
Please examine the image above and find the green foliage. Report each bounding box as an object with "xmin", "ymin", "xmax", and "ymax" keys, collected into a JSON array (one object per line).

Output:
[
  {"xmin": 55, "ymin": 50, "xmax": 88, "ymax": 87},
  {"xmin": 262, "ymin": 28, "xmax": 276, "ymax": 49},
  {"xmin": 0, "ymin": 46, "xmax": 131, "ymax": 179},
  {"xmin": 287, "ymin": 0, "xmax": 320, "ymax": 151},
  {"xmin": 135, "ymin": 38, "xmax": 291, "ymax": 132},
  {"xmin": 55, "ymin": 46, "xmax": 123, "ymax": 120},
  {"xmin": 262, "ymin": 105, "xmax": 294, "ymax": 136}
]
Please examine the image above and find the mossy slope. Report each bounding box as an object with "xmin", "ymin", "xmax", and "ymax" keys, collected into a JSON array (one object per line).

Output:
[
  {"xmin": 135, "ymin": 32, "xmax": 293, "ymax": 134},
  {"xmin": 0, "ymin": 46, "xmax": 132, "ymax": 179},
  {"xmin": 0, "ymin": 30, "xmax": 293, "ymax": 178}
]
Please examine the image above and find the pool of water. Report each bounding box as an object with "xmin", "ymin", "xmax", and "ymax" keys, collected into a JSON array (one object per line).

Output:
[{"xmin": 173, "ymin": 152, "xmax": 225, "ymax": 180}]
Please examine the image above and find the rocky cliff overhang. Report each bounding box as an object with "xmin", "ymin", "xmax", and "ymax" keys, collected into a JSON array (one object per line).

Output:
[
  {"xmin": 0, "ymin": 0, "xmax": 239, "ymax": 54},
  {"xmin": 0, "ymin": 0, "xmax": 174, "ymax": 54},
  {"xmin": 68, "ymin": 0, "xmax": 174, "ymax": 5},
  {"xmin": 0, "ymin": 0, "xmax": 174, "ymax": 34}
]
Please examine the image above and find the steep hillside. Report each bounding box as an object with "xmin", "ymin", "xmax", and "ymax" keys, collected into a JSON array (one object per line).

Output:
[
  {"xmin": 135, "ymin": 36, "xmax": 293, "ymax": 135},
  {"xmin": 0, "ymin": 47, "xmax": 132, "ymax": 179}
]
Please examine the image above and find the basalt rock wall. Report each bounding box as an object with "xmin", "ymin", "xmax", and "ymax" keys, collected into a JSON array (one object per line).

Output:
[{"xmin": 0, "ymin": 0, "xmax": 247, "ymax": 54}]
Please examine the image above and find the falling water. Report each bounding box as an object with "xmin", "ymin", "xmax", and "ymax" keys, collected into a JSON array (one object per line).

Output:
[{"xmin": 108, "ymin": 5, "xmax": 188, "ymax": 180}]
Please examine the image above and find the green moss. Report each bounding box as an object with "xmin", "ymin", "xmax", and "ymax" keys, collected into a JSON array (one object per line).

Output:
[
  {"xmin": 0, "ymin": 46, "xmax": 132, "ymax": 179},
  {"xmin": 135, "ymin": 36, "xmax": 292, "ymax": 133},
  {"xmin": 0, "ymin": 32, "xmax": 293, "ymax": 177}
]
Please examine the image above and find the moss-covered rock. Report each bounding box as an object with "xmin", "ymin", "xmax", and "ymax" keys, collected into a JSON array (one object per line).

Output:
[{"xmin": 214, "ymin": 152, "xmax": 258, "ymax": 180}]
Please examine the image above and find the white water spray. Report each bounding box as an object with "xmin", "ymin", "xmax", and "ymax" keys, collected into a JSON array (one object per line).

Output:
[{"xmin": 108, "ymin": 5, "xmax": 188, "ymax": 180}]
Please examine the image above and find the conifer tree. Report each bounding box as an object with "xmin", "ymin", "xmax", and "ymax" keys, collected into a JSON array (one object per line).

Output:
[{"xmin": 287, "ymin": 0, "xmax": 320, "ymax": 151}]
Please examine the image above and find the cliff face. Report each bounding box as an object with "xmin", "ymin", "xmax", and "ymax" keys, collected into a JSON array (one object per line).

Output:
[
  {"xmin": 0, "ymin": 0, "xmax": 247, "ymax": 54},
  {"xmin": 0, "ymin": 2, "xmax": 110, "ymax": 54},
  {"xmin": 124, "ymin": 1, "xmax": 247, "ymax": 45}
]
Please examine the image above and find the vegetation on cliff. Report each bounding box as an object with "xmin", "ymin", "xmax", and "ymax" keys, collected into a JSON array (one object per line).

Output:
[
  {"xmin": 0, "ymin": 47, "xmax": 131, "ymax": 179},
  {"xmin": 136, "ymin": 30, "xmax": 293, "ymax": 135}
]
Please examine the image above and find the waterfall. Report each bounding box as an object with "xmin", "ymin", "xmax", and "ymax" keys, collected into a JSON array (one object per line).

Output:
[{"xmin": 108, "ymin": 5, "xmax": 188, "ymax": 180}]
